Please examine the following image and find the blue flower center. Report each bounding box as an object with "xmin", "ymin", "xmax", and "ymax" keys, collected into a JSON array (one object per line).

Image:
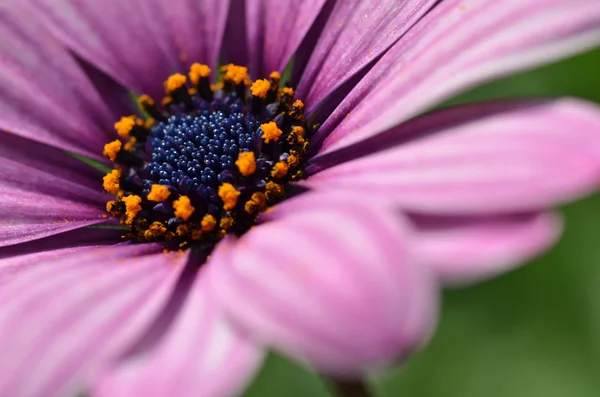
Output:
[{"xmin": 101, "ymin": 64, "xmax": 311, "ymax": 250}]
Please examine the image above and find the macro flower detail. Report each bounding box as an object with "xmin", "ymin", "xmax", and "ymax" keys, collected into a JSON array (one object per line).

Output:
[
  {"xmin": 0, "ymin": 0, "xmax": 600, "ymax": 396},
  {"xmin": 101, "ymin": 64, "xmax": 311, "ymax": 249}
]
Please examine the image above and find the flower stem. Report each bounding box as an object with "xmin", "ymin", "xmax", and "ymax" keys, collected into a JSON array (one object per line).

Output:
[{"xmin": 330, "ymin": 379, "xmax": 373, "ymax": 397}]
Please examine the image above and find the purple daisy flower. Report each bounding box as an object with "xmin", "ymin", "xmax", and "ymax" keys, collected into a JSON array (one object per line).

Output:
[{"xmin": 1, "ymin": 0, "xmax": 600, "ymax": 396}]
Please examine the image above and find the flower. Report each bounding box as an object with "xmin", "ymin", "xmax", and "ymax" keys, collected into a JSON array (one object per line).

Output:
[{"xmin": 1, "ymin": 0, "xmax": 600, "ymax": 396}]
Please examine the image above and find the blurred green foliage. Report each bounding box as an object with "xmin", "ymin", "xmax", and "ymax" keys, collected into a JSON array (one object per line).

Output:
[{"xmin": 244, "ymin": 48, "xmax": 600, "ymax": 397}]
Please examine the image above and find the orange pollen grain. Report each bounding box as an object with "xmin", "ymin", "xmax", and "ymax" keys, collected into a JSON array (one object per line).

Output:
[
  {"xmin": 218, "ymin": 183, "xmax": 240, "ymax": 210},
  {"xmin": 235, "ymin": 151, "xmax": 257, "ymax": 176},
  {"xmin": 201, "ymin": 214, "xmax": 217, "ymax": 232},
  {"xmin": 269, "ymin": 71, "xmax": 281, "ymax": 80},
  {"xmin": 189, "ymin": 63, "xmax": 211, "ymax": 85},
  {"xmin": 250, "ymin": 79, "xmax": 270, "ymax": 98},
  {"xmin": 221, "ymin": 64, "xmax": 249, "ymax": 85},
  {"xmin": 292, "ymin": 126, "xmax": 304, "ymax": 136},
  {"xmin": 147, "ymin": 184, "xmax": 171, "ymax": 202},
  {"xmin": 114, "ymin": 116, "xmax": 138, "ymax": 138},
  {"xmin": 173, "ymin": 196, "xmax": 195, "ymax": 221},
  {"xmin": 103, "ymin": 140, "xmax": 122, "ymax": 161},
  {"xmin": 123, "ymin": 195, "xmax": 142, "ymax": 225},
  {"xmin": 124, "ymin": 137, "xmax": 137, "ymax": 152},
  {"xmin": 102, "ymin": 169, "xmax": 121, "ymax": 194},
  {"xmin": 138, "ymin": 94, "xmax": 155, "ymax": 107},
  {"xmin": 292, "ymin": 99, "xmax": 304, "ymax": 109},
  {"xmin": 266, "ymin": 181, "xmax": 284, "ymax": 197},
  {"xmin": 282, "ymin": 87, "xmax": 294, "ymax": 96},
  {"xmin": 271, "ymin": 161, "xmax": 289, "ymax": 178},
  {"xmin": 261, "ymin": 121, "xmax": 283, "ymax": 143},
  {"xmin": 164, "ymin": 73, "xmax": 187, "ymax": 93},
  {"xmin": 220, "ymin": 217, "xmax": 234, "ymax": 230}
]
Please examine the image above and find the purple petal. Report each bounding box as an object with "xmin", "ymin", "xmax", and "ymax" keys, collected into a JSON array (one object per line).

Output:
[
  {"xmin": 317, "ymin": 0, "xmax": 600, "ymax": 153},
  {"xmin": 206, "ymin": 192, "xmax": 438, "ymax": 376},
  {"xmin": 411, "ymin": 212, "xmax": 562, "ymax": 287},
  {"xmin": 0, "ymin": 227, "xmax": 124, "ymax": 285},
  {"xmin": 152, "ymin": 0, "xmax": 230, "ymax": 71},
  {"xmin": 307, "ymin": 99, "xmax": 600, "ymax": 215},
  {"xmin": 36, "ymin": 0, "xmax": 186, "ymax": 99},
  {"xmin": 246, "ymin": 0, "xmax": 327, "ymax": 78},
  {"xmin": 0, "ymin": 129, "xmax": 105, "ymax": 192},
  {"xmin": 295, "ymin": 0, "xmax": 437, "ymax": 114},
  {"xmin": 93, "ymin": 276, "xmax": 263, "ymax": 397},
  {"xmin": 0, "ymin": 245, "xmax": 188, "ymax": 397},
  {"xmin": 0, "ymin": 2, "xmax": 116, "ymax": 157}
]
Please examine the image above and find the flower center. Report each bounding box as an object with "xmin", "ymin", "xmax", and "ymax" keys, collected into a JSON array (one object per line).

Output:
[{"xmin": 102, "ymin": 64, "xmax": 311, "ymax": 250}]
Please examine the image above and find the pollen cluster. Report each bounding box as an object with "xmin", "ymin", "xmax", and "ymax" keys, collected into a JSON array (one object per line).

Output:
[{"xmin": 101, "ymin": 63, "xmax": 312, "ymax": 249}]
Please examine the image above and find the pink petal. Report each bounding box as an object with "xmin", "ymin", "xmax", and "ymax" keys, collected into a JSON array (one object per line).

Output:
[
  {"xmin": 317, "ymin": 0, "xmax": 600, "ymax": 153},
  {"xmin": 0, "ymin": 187, "xmax": 107, "ymax": 247},
  {"xmin": 0, "ymin": 227, "xmax": 123, "ymax": 285},
  {"xmin": 0, "ymin": 1, "xmax": 115, "ymax": 157},
  {"xmin": 35, "ymin": 0, "xmax": 226, "ymax": 98},
  {"xmin": 411, "ymin": 212, "xmax": 562, "ymax": 286},
  {"xmin": 93, "ymin": 276, "xmax": 263, "ymax": 397},
  {"xmin": 207, "ymin": 192, "xmax": 438, "ymax": 376},
  {"xmin": 307, "ymin": 100, "xmax": 600, "ymax": 215},
  {"xmin": 246, "ymin": 0, "xmax": 327, "ymax": 78},
  {"xmin": 295, "ymin": 0, "xmax": 438, "ymax": 113},
  {"xmin": 0, "ymin": 245, "xmax": 189, "ymax": 397}
]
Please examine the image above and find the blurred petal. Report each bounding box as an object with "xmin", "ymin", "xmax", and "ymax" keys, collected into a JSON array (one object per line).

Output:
[
  {"xmin": 307, "ymin": 100, "xmax": 600, "ymax": 215},
  {"xmin": 35, "ymin": 0, "xmax": 214, "ymax": 98},
  {"xmin": 0, "ymin": 245, "xmax": 188, "ymax": 397},
  {"xmin": 152, "ymin": 0, "xmax": 230, "ymax": 71},
  {"xmin": 0, "ymin": 1, "xmax": 115, "ymax": 157},
  {"xmin": 207, "ymin": 192, "xmax": 437, "ymax": 376},
  {"xmin": 0, "ymin": 227, "xmax": 123, "ymax": 285},
  {"xmin": 296, "ymin": 0, "xmax": 437, "ymax": 114},
  {"xmin": 94, "ymin": 276, "xmax": 263, "ymax": 397},
  {"xmin": 411, "ymin": 212, "xmax": 562, "ymax": 286},
  {"xmin": 317, "ymin": 0, "xmax": 600, "ymax": 153},
  {"xmin": 246, "ymin": 0, "xmax": 327, "ymax": 78}
]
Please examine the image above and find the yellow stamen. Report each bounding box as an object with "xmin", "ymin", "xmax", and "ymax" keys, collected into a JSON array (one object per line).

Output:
[
  {"xmin": 123, "ymin": 195, "xmax": 142, "ymax": 225},
  {"xmin": 189, "ymin": 63, "xmax": 211, "ymax": 85},
  {"xmin": 114, "ymin": 116, "xmax": 141, "ymax": 138},
  {"xmin": 106, "ymin": 200, "xmax": 121, "ymax": 214},
  {"xmin": 218, "ymin": 183, "xmax": 240, "ymax": 210},
  {"xmin": 292, "ymin": 126, "xmax": 304, "ymax": 136},
  {"xmin": 201, "ymin": 214, "xmax": 217, "ymax": 232},
  {"xmin": 176, "ymin": 224, "xmax": 190, "ymax": 236},
  {"xmin": 244, "ymin": 191, "xmax": 267, "ymax": 214},
  {"xmin": 103, "ymin": 140, "xmax": 122, "ymax": 162},
  {"xmin": 271, "ymin": 161, "xmax": 289, "ymax": 178},
  {"xmin": 102, "ymin": 169, "xmax": 121, "ymax": 194},
  {"xmin": 221, "ymin": 64, "xmax": 249, "ymax": 85},
  {"xmin": 261, "ymin": 121, "xmax": 283, "ymax": 143},
  {"xmin": 282, "ymin": 87, "xmax": 294, "ymax": 96},
  {"xmin": 144, "ymin": 221, "xmax": 167, "ymax": 240},
  {"xmin": 161, "ymin": 96, "xmax": 173, "ymax": 107},
  {"xmin": 173, "ymin": 196, "xmax": 195, "ymax": 221},
  {"xmin": 235, "ymin": 151, "xmax": 257, "ymax": 176},
  {"xmin": 287, "ymin": 154, "xmax": 300, "ymax": 168},
  {"xmin": 147, "ymin": 184, "xmax": 171, "ymax": 202},
  {"xmin": 250, "ymin": 79, "xmax": 270, "ymax": 98},
  {"xmin": 292, "ymin": 99, "xmax": 304, "ymax": 110},
  {"xmin": 138, "ymin": 94, "xmax": 155, "ymax": 108},
  {"xmin": 123, "ymin": 137, "xmax": 137, "ymax": 152},
  {"xmin": 266, "ymin": 181, "xmax": 284, "ymax": 198},
  {"xmin": 164, "ymin": 73, "xmax": 187, "ymax": 93},
  {"xmin": 270, "ymin": 71, "xmax": 281, "ymax": 80},
  {"xmin": 220, "ymin": 216, "xmax": 234, "ymax": 230},
  {"xmin": 145, "ymin": 118, "xmax": 156, "ymax": 129}
]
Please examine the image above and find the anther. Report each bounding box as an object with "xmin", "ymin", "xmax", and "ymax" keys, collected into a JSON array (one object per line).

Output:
[
  {"xmin": 103, "ymin": 169, "xmax": 122, "ymax": 194},
  {"xmin": 189, "ymin": 63, "xmax": 213, "ymax": 101},
  {"xmin": 147, "ymin": 184, "xmax": 171, "ymax": 202},
  {"xmin": 138, "ymin": 94, "xmax": 167, "ymax": 122},
  {"xmin": 123, "ymin": 195, "xmax": 142, "ymax": 225},
  {"xmin": 173, "ymin": 196, "xmax": 195, "ymax": 221},
  {"xmin": 218, "ymin": 183, "xmax": 240, "ymax": 210},
  {"xmin": 235, "ymin": 151, "xmax": 257, "ymax": 176},
  {"xmin": 201, "ymin": 214, "xmax": 217, "ymax": 232},
  {"xmin": 261, "ymin": 121, "xmax": 283, "ymax": 143}
]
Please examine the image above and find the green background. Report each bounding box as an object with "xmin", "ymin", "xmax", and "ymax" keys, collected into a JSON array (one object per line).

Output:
[{"xmin": 243, "ymin": 48, "xmax": 600, "ymax": 396}]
